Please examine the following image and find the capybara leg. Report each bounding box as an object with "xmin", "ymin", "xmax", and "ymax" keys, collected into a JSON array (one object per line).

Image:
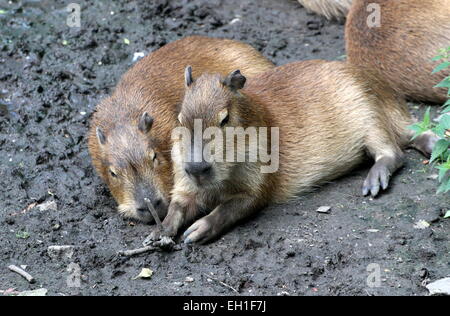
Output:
[
  {"xmin": 363, "ymin": 123, "xmax": 406, "ymax": 197},
  {"xmin": 363, "ymin": 153, "xmax": 404, "ymax": 197},
  {"xmin": 182, "ymin": 197, "xmax": 260, "ymax": 244},
  {"xmin": 410, "ymin": 131, "xmax": 440, "ymax": 158}
]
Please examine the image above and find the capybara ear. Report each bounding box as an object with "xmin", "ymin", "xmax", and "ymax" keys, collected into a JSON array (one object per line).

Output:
[
  {"xmin": 96, "ymin": 127, "xmax": 107, "ymax": 145},
  {"xmin": 223, "ymin": 69, "xmax": 246, "ymax": 91},
  {"xmin": 138, "ymin": 112, "xmax": 154, "ymax": 133},
  {"xmin": 185, "ymin": 65, "xmax": 193, "ymax": 87}
]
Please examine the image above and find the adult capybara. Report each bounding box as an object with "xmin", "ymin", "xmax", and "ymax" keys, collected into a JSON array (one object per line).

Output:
[
  {"xmin": 346, "ymin": 0, "xmax": 450, "ymax": 103},
  {"xmin": 88, "ymin": 36, "xmax": 274, "ymax": 223},
  {"xmin": 150, "ymin": 61, "xmax": 436, "ymax": 244}
]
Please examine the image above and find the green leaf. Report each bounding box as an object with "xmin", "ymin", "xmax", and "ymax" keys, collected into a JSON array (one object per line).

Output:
[
  {"xmin": 443, "ymin": 151, "xmax": 450, "ymax": 162},
  {"xmin": 423, "ymin": 107, "xmax": 432, "ymax": 126},
  {"xmin": 435, "ymin": 77, "xmax": 450, "ymax": 89},
  {"xmin": 436, "ymin": 159, "xmax": 450, "ymax": 194},
  {"xmin": 440, "ymin": 114, "xmax": 450, "ymax": 129},
  {"xmin": 432, "ymin": 55, "xmax": 445, "ymax": 62},
  {"xmin": 437, "ymin": 166, "xmax": 449, "ymax": 182},
  {"xmin": 442, "ymin": 104, "xmax": 450, "ymax": 114},
  {"xmin": 15, "ymin": 231, "xmax": 30, "ymax": 239},
  {"xmin": 432, "ymin": 125, "xmax": 446, "ymax": 138},
  {"xmin": 408, "ymin": 124, "xmax": 427, "ymax": 140},
  {"xmin": 432, "ymin": 62, "xmax": 450, "ymax": 74},
  {"xmin": 443, "ymin": 156, "xmax": 450, "ymax": 168},
  {"xmin": 430, "ymin": 139, "xmax": 450, "ymax": 162},
  {"xmin": 409, "ymin": 108, "xmax": 435, "ymax": 140},
  {"xmin": 407, "ymin": 124, "xmax": 422, "ymax": 133},
  {"xmin": 437, "ymin": 179, "xmax": 450, "ymax": 193}
]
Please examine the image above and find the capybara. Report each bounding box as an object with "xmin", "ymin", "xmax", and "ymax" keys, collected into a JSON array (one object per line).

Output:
[
  {"xmin": 298, "ymin": 0, "xmax": 352, "ymax": 19},
  {"xmin": 150, "ymin": 61, "xmax": 437, "ymax": 244},
  {"xmin": 88, "ymin": 36, "xmax": 274, "ymax": 223},
  {"xmin": 346, "ymin": 0, "xmax": 450, "ymax": 103}
]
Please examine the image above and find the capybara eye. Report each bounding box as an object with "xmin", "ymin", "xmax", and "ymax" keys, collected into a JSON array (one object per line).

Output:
[
  {"xmin": 152, "ymin": 153, "xmax": 157, "ymax": 162},
  {"xmin": 220, "ymin": 114, "xmax": 229, "ymax": 127},
  {"xmin": 109, "ymin": 170, "xmax": 118, "ymax": 178}
]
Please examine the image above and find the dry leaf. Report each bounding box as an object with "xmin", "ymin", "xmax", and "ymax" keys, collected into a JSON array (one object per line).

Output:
[
  {"xmin": 17, "ymin": 288, "xmax": 48, "ymax": 296},
  {"xmin": 414, "ymin": 220, "xmax": 430, "ymax": 229},
  {"xmin": 133, "ymin": 268, "xmax": 153, "ymax": 280}
]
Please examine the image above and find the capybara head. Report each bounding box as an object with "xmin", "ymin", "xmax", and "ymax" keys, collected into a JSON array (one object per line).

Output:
[
  {"xmin": 90, "ymin": 111, "xmax": 170, "ymax": 223},
  {"xmin": 174, "ymin": 66, "xmax": 249, "ymax": 187}
]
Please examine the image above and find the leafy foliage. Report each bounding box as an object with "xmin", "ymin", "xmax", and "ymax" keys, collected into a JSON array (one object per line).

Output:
[{"xmin": 409, "ymin": 47, "xmax": 450, "ymax": 193}]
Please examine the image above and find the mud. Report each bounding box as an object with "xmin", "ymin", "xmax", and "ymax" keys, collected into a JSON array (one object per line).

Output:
[{"xmin": 0, "ymin": 0, "xmax": 448, "ymax": 296}]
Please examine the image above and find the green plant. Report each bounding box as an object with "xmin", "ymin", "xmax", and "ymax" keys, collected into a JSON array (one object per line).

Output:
[
  {"xmin": 15, "ymin": 231, "xmax": 30, "ymax": 239},
  {"xmin": 409, "ymin": 47, "xmax": 450, "ymax": 193}
]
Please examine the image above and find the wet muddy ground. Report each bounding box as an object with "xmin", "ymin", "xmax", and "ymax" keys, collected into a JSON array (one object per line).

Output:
[{"xmin": 0, "ymin": 0, "xmax": 448, "ymax": 296}]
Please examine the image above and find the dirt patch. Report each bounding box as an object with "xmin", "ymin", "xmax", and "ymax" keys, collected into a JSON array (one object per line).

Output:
[{"xmin": 0, "ymin": 0, "xmax": 448, "ymax": 296}]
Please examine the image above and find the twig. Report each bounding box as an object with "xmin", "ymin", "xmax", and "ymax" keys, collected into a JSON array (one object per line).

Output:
[
  {"xmin": 11, "ymin": 202, "xmax": 37, "ymax": 216},
  {"xmin": 144, "ymin": 198, "xmax": 164, "ymax": 232},
  {"xmin": 204, "ymin": 274, "xmax": 239, "ymax": 293},
  {"xmin": 117, "ymin": 245, "xmax": 158, "ymax": 257},
  {"xmin": 118, "ymin": 236, "xmax": 180, "ymax": 256},
  {"xmin": 8, "ymin": 265, "xmax": 35, "ymax": 284}
]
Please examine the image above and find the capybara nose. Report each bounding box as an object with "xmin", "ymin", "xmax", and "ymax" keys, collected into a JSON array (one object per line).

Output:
[
  {"xmin": 137, "ymin": 198, "xmax": 161, "ymax": 213},
  {"xmin": 153, "ymin": 199, "xmax": 162, "ymax": 208},
  {"xmin": 185, "ymin": 162, "xmax": 212, "ymax": 177}
]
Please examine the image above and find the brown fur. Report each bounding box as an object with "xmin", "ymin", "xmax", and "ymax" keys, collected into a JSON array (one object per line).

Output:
[
  {"xmin": 298, "ymin": 0, "xmax": 352, "ymax": 19},
  {"xmin": 346, "ymin": 0, "xmax": 450, "ymax": 103},
  {"xmin": 88, "ymin": 36, "xmax": 274, "ymax": 222},
  {"xmin": 153, "ymin": 60, "xmax": 429, "ymax": 244}
]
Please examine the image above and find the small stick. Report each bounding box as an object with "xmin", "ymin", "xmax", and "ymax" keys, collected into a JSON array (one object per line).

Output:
[
  {"xmin": 118, "ymin": 245, "xmax": 158, "ymax": 257},
  {"xmin": 8, "ymin": 265, "xmax": 35, "ymax": 284},
  {"xmin": 204, "ymin": 274, "xmax": 239, "ymax": 293},
  {"xmin": 119, "ymin": 237, "xmax": 179, "ymax": 256},
  {"xmin": 144, "ymin": 198, "xmax": 164, "ymax": 232}
]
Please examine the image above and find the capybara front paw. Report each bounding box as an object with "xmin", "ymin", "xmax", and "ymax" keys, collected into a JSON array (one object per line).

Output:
[{"xmin": 182, "ymin": 217, "xmax": 216, "ymax": 245}]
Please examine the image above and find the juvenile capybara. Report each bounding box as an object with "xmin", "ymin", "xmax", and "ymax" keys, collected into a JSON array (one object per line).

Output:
[
  {"xmin": 88, "ymin": 36, "xmax": 274, "ymax": 223},
  {"xmin": 150, "ymin": 61, "xmax": 437, "ymax": 244},
  {"xmin": 298, "ymin": 0, "xmax": 352, "ymax": 19},
  {"xmin": 346, "ymin": 0, "xmax": 450, "ymax": 104}
]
